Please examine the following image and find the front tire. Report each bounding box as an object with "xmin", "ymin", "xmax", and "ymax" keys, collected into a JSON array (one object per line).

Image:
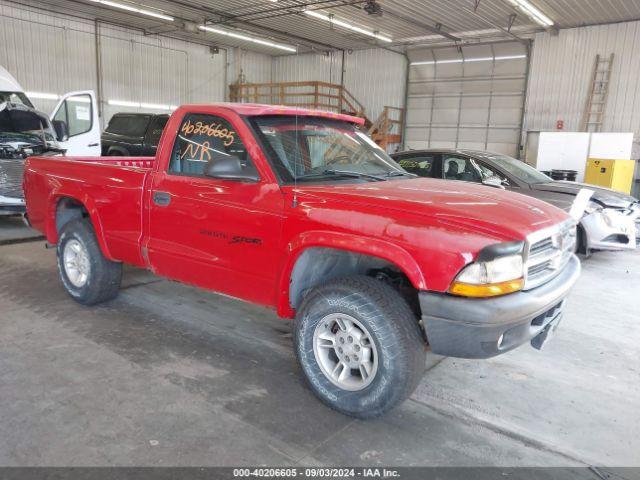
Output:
[
  {"xmin": 294, "ymin": 276, "xmax": 426, "ymax": 418},
  {"xmin": 57, "ymin": 219, "xmax": 122, "ymax": 305}
]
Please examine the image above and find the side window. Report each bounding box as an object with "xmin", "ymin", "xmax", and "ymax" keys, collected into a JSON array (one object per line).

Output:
[
  {"xmin": 397, "ymin": 155, "xmax": 436, "ymax": 177},
  {"xmin": 443, "ymin": 156, "xmax": 482, "ymax": 183},
  {"xmin": 169, "ymin": 113, "xmax": 252, "ymax": 177},
  {"xmin": 148, "ymin": 116, "xmax": 168, "ymax": 144},
  {"xmin": 53, "ymin": 94, "xmax": 93, "ymax": 137},
  {"xmin": 106, "ymin": 114, "xmax": 151, "ymax": 136}
]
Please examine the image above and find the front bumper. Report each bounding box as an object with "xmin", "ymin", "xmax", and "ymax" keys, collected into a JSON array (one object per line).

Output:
[
  {"xmin": 582, "ymin": 208, "xmax": 637, "ymax": 251},
  {"xmin": 420, "ymin": 254, "xmax": 581, "ymax": 359}
]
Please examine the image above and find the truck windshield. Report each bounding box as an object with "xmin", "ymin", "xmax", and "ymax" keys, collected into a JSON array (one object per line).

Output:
[
  {"xmin": 0, "ymin": 106, "xmax": 54, "ymax": 141},
  {"xmin": 476, "ymin": 153, "xmax": 552, "ymax": 184},
  {"xmin": 252, "ymin": 116, "xmax": 409, "ymax": 183}
]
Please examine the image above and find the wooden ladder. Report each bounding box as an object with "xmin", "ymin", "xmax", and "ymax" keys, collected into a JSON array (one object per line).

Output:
[{"xmin": 582, "ymin": 53, "xmax": 614, "ymax": 132}]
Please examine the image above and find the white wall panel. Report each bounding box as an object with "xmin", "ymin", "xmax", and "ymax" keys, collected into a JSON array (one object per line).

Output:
[
  {"xmin": 0, "ymin": 1, "xmax": 262, "ymax": 125},
  {"xmin": 343, "ymin": 49, "xmax": 406, "ymax": 122},
  {"xmin": 97, "ymin": 23, "xmax": 227, "ymax": 121},
  {"xmin": 273, "ymin": 51, "xmax": 341, "ymax": 85},
  {"xmin": 274, "ymin": 49, "xmax": 406, "ymax": 123},
  {"xmin": 228, "ymin": 48, "xmax": 272, "ymax": 86},
  {"xmin": 0, "ymin": 1, "xmax": 96, "ymax": 115},
  {"xmin": 525, "ymin": 21, "xmax": 640, "ymax": 149}
]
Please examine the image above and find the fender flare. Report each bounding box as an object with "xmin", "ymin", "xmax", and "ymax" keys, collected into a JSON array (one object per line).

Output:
[
  {"xmin": 276, "ymin": 231, "xmax": 427, "ymax": 318},
  {"xmin": 46, "ymin": 192, "xmax": 114, "ymax": 261}
]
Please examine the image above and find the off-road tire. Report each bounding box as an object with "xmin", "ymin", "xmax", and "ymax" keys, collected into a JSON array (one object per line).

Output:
[
  {"xmin": 57, "ymin": 218, "xmax": 122, "ymax": 305},
  {"xmin": 294, "ymin": 276, "xmax": 426, "ymax": 418}
]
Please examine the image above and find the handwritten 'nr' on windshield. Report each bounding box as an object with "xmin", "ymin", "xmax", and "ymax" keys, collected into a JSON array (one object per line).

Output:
[{"xmin": 181, "ymin": 119, "xmax": 235, "ymax": 147}]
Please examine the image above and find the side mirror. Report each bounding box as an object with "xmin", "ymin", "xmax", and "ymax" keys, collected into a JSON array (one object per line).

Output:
[
  {"xmin": 204, "ymin": 155, "xmax": 259, "ymax": 182},
  {"xmin": 482, "ymin": 176, "xmax": 506, "ymax": 189},
  {"xmin": 52, "ymin": 120, "xmax": 69, "ymax": 142}
]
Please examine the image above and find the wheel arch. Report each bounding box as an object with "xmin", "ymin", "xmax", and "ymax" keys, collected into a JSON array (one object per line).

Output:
[
  {"xmin": 48, "ymin": 194, "xmax": 114, "ymax": 260},
  {"xmin": 277, "ymin": 232, "xmax": 426, "ymax": 318}
]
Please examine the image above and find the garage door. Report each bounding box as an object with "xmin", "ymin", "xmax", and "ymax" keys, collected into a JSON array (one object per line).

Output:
[{"xmin": 405, "ymin": 42, "xmax": 528, "ymax": 157}]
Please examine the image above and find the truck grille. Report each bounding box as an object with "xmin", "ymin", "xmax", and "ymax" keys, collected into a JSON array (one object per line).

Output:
[
  {"xmin": 0, "ymin": 158, "xmax": 25, "ymax": 199},
  {"xmin": 524, "ymin": 219, "xmax": 576, "ymax": 290}
]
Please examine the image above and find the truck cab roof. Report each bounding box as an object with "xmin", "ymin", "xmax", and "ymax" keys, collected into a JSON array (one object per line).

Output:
[{"xmin": 176, "ymin": 103, "xmax": 365, "ymax": 125}]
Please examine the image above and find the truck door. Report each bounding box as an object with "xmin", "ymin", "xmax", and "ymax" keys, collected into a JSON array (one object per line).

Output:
[
  {"xmin": 51, "ymin": 90, "xmax": 101, "ymax": 156},
  {"xmin": 145, "ymin": 111, "xmax": 285, "ymax": 307}
]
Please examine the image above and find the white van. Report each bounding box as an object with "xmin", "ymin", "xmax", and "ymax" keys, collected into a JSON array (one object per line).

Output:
[
  {"xmin": 0, "ymin": 66, "xmax": 101, "ymax": 155},
  {"xmin": 1, "ymin": 65, "xmax": 101, "ymax": 215}
]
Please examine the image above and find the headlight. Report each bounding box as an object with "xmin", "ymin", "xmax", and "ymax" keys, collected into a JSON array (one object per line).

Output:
[
  {"xmin": 450, "ymin": 253, "xmax": 524, "ymax": 298},
  {"xmin": 585, "ymin": 201, "xmax": 603, "ymax": 215}
]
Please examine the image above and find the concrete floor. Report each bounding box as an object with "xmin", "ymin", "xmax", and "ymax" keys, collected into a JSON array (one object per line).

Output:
[
  {"xmin": 0, "ymin": 216, "xmax": 42, "ymax": 245},
  {"xmin": 1, "ymin": 217, "xmax": 639, "ymax": 469}
]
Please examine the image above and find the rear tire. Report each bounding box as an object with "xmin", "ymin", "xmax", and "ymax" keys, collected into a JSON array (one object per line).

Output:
[
  {"xmin": 57, "ymin": 219, "xmax": 122, "ymax": 305},
  {"xmin": 294, "ymin": 276, "xmax": 426, "ymax": 418}
]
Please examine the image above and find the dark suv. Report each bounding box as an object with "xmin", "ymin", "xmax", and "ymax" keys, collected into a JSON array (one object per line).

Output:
[{"xmin": 101, "ymin": 113, "xmax": 169, "ymax": 157}]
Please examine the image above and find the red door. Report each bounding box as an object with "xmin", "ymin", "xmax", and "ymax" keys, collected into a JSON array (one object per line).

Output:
[{"xmin": 145, "ymin": 112, "xmax": 285, "ymax": 307}]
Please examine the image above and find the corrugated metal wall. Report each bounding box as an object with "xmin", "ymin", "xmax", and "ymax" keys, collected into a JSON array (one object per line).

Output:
[
  {"xmin": 273, "ymin": 49, "xmax": 406, "ymax": 122},
  {"xmin": 0, "ymin": 1, "xmax": 96, "ymax": 115},
  {"xmin": 0, "ymin": 1, "xmax": 274, "ymax": 125},
  {"xmin": 273, "ymin": 51, "xmax": 342, "ymax": 84},
  {"xmin": 525, "ymin": 20, "xmax": 640, "ymax": 153},
  {"xmin": 98, "ymin": 23, "xmax": 227, "ymax": 122},
  {"xmin": 228, "ymin": 48, "xmax": 273, "ymax": 85},
  {"xmin": 343, "ymin": 49, "xmax": 406, "ymax": 123}
]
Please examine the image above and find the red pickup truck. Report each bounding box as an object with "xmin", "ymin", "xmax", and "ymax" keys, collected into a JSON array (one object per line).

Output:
[{"xmin": 24, "ymin": 104, "xmax": 581, "ymax": 418}]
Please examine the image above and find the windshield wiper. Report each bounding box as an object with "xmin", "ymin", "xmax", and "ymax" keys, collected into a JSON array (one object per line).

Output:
[
  {"xmin": 297, "ymin": 169, "xmax": 386, "ymax": 182},
  {"xmin": 386, "ymin": 170, "xmax": 417, "ymax": 178}
]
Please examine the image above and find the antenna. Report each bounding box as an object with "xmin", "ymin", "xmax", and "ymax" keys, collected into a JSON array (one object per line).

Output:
[{"xmin": 292, "ymin": 43, "xmax": 300, "ymax": 208}]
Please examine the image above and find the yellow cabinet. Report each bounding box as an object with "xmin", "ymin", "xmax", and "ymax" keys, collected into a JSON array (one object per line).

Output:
[{"xmin": 584, "ymin": 158, "xmax": 635, "ymax": 194}]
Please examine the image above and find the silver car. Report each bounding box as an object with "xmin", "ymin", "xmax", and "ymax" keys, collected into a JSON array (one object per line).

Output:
[{"xmin": 392, "ymin": 149, "xmax": 639, "ymax": 255}]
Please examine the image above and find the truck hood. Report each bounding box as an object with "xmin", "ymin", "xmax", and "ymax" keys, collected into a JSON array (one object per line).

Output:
[
  {"xmin": 0, "ymin": 103, "xmax": 62, "ymax": 160},
  {"xmin": 293, "ymin": 178, "xmax": 569, "ymax": 242},
  {"xmin": 530, "ymin": 181, "xmax": 637, "ymax": 209}
]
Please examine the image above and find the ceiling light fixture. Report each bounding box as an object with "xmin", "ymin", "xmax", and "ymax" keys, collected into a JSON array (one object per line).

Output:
[
  {"xmin": 505, "ymin": 0, "xmax": 553, "ymax": 27},
  {"xmin": 410, "ymin": 54, "xmax": 526, "ymax": 66},
  {"xmin": 199, "ymin": 25, "xmax": 297, "ymax": 52},
  {"xmin": 88, "ymin": 0, "xmax": 174, "ymax": 21},
  {"xmin": 304, "ymin": 10, "xmax": 392, "ymax": 43},
  {"xmin": 25, "ymin": 92, "xmax": 60, "ymax": 100}
]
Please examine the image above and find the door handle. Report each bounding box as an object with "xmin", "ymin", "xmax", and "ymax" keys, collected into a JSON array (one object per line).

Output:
[
  {"xmin": 88, "ymin": 143, "xmax": 99, "ymax": 147},
  {"xmin": 152, "ymin": 191, "xmax": 171, "ymax": 207}
]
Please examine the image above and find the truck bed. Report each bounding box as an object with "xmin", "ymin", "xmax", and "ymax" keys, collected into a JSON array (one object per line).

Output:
[{"xmin": 23, "ymin": 155, "xmax": 155, "ymax": 267}]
